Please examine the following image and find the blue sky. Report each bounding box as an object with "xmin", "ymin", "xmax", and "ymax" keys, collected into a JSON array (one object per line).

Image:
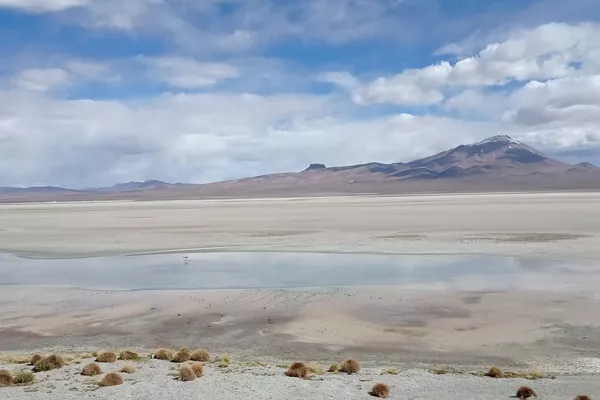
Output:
[{"xmin": 1, "ymin": 0, "xmax": 600, "ymax": 187}]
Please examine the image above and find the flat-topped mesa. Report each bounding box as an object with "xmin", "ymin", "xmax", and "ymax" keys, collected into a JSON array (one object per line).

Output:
[{"xmin": 304, "ymin": 163, "xmax": 327, "ymax": 171}]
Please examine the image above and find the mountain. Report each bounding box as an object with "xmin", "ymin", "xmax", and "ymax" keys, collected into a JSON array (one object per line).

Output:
[
  {"xmin": 90, "ymin": 180, "xmax": 174, "ymax": 192},
  {"xmin": 180, "ymin": 134, "xmax": 600, "ymax": 196},
  {"xmin": 1, "ymin": 135, "xmax": 599, "ymax": 202}
]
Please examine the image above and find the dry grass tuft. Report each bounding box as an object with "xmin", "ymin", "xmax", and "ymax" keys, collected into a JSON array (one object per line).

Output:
[
  {"xmin": 0, "ymin": 370, "xmax": 13, "ymax": 387},
  {"xmin": 154, "ymin": 349, "xmax": 175, "ymax": 361},
  {"xmin": 308, "ymin": 365, "xmax": 325, "ymax": 375},
  {"xmin": 190, "ymin": 349, "xmax": 211, "ymax": 362},
  {"xmin": 33, "ymin": 354, "xmax": 65, "ymax": 372},
  {"xmin": 475, "ymin": 369, "xmax": 542, "ymax": 380},
  {"xmin": 82, "ymin": 363, "xmax": 102, "ymax": 377},
  {"xmin": 216, "ymin": 355, "xmax": 230, "ymax": 368},
  {"xmin": 179, "ymin": 365, "xmax": 196, "ymax": 382},
  {"xmin": 574, "ymin": 396, "xmax": 591, "ymax": 400},
  {"xmin": 486, "ymin": 366, "xmax": 503, "ymax": 378},
  {"xmin": 121, "ymin": 364, "xmax": 136, "ymax": 374},
  {"xmin": 119, "ymin": 350, "xmax": 140, "ymax": 361},
  {"xmin": 12, "ymin": 371, "xmax": 34, "ymax": 385},
  {"xmin": 188, "ymin": 362, "xmax": 204, "ymax": 378},
  {"xmin": 339, "ymin": 359, "xmax": 361, "ymax": 374},
  {"xmin": 516, "ymin": 386, "xmax": 537, "ymax": 399},
  {"xmin": 96, "ymin": 352, "xmax": 117, "ymax": 363},
  {"xmin": 328, "ymin": 363, "xmax": 340, "ymax": 373},
  {"xmin": 172, "ymin": 348, "xmax": 192, "ymax": 363},
  {"xmin": 503, "ymin": 371, "xmax": 542, "ymax": 380},
  {"xmin": 286, "ymin": 362, "xmax": 309, "ymax": 379},
  {"xmin": 382, "ymin": 368, "xmax": 400, "ymax": 375},
  {"xmin": 0, "ymin": 354, "xmax": 30, "ymax": 364},
  {"xmin": 100, "ymin": 372, "xmax": 124, "ymax": 387},
  {"xmin": 29, "ymin": 355, "xmax": 42, "ymax": 366},
  {"xmin": 428, "ymin": 366, "xmax": 451, "ymax": 375},
  {"xmin": 370, "ymin": 383, "xmax": 390, "ymax": 398}
]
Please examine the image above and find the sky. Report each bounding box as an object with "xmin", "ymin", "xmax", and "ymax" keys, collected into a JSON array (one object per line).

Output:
[{"xmin": 2, "ymin": 0, "xmax": 600, "ymax": 188}]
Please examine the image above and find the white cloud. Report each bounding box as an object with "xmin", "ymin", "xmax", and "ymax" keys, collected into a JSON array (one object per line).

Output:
[
  {"xmin": 340, "ymin": 23, "xmax": 600, "ymax": 105},
  {"xmin": 65, "ymin": 61, "xmax": 118, "ymax": 82},
  {"xmin": 503, "ymin": 75, "xmax": 600, "ymax": 128},
  {"xmin": 11, "ymin": 68, "xmax": 71, "ymax": 92},
  {"xmin": 0, "ymin": 0, "xmax": 87, "ymax": 12},
  {"xmin": 144, "ymin": 57, "xmax": 239, "ymax": 89},
  {"xmin": 0, "ymin": 88, "xmax": 498, "ymax": 188},
  {"xmin": 354, "ymin": 62, "xmax": 451, "ymax": 106}
]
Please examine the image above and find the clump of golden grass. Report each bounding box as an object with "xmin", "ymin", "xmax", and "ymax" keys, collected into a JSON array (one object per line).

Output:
[
  {"xmin": 574, "ymin": 397, "xmax": 591, "ymax": 400},
  {"xmin": 0, "ymin": 370, "xmax": 13, "ymax": 387},
  {"xmin": 154, "ymin": 349, "xmax": 174, "ymax": 361},
  {"xmin": 486, "ymin": 366, "xmax": 503, "ymax": 378},
  {"xmin": 382, "ymin": 368, "xmax": 399, "ymax": 375},
  {"xmin": 179, "ymin": 365, "xmax": 196, "ymax": 382},
  {"xmin": 121, "ymin": 364, "xmax": 136, "ymax": 374},
  {"xmin": 82, "ymin": 363, "xmax": 102, "ymax": 377},
  {"xmin": 308, "ymin": 365, "xmax": 325, "ymax": 375},
  {"xmin": 188, "ymin": 362, "xmax": 203, "ymax": 378},
  {"xmin": 503, "ymin": 371, "xmax": 542, "ymax": 380},
  {"xmin": 100, "ymin": 372, "xmax": 123, "ymax": 387},
  {"xmin": 0, "ymin": 354, "xmax": 30, "ymax": 364},
  {"xmin": 339, "ymin": 359, "xmax": 360, "ymax": 374},
  {"xmin": 29, "ymin": 355, "xmax": 42, "ymax": 366},
  {"xmin": 428, "ymin": 366, "xmax": 450, "ymax": 375},
  {"xmin": 12, "ymin": 371, "xmax": 34, "ymax": 385},
  {"xmin": 33, "ymin": 354, "xmax": 65, "ymax": 372},
  {"xmin": 516, "ymin": 386, "xmax": 537, "ymax": 399},
  {"xmin": 119, "ymin": 350, "xmax": 140, "ymax": 361},
  {"xmin": 285, "ymin": 362, "xmax": 309, "ymax": 379},
  {"xmin": 190, "ymin": 349, "xmax": 211, "ymax": 362},
  {"xmin": 172, "ymin": 348, "xmax": 192, "ymax": 363},
  {"xmin": 96, "ymin": 352, "xmax": 117, "ymax": 363},
  {"xmin": 328, "ymin": 363, "xmax": 339, "ymax": 373},
  {"xmin": 370, "ymin": 383, "xmax": 390, "ymax": 398},
  {"xmin": 474, "ymin": 369, "xmax": 542, "ymax": 380},
  {"xmin": 217, "ymin": 355, "xmax": 230, "ymax": 368}
]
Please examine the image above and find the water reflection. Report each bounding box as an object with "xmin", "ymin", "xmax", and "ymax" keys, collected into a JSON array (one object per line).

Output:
[{"xmin": 0, "ymin": 252, "xmax": 598, "ymax": 291}]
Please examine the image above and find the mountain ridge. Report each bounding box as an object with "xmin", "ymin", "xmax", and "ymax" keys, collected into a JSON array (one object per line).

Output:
[{"xmin": 1, "ymin": 135, "xmax": 599, "ymax": 201}]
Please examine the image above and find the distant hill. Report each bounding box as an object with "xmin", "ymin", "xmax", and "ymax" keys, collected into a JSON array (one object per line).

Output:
[
  {"xmin": 89, "ymin": 180, "xmax": 173, "ymax": 192},
  {"xmin": 1, "ymin": 135, "xmax": 600, "ymax": 202}
]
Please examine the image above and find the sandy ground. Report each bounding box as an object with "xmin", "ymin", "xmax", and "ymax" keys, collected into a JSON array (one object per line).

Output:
[
  {"xmin": 1, "ymin": 285, "xmax": 599, "ymax": 375},
  {"xmin": 0, "ymin": 357, "xmax": 598, "ymax": 400},
  {"xmin": 1, "ymin": 193, "xmax": 600, "ymax": 398},
  {"xmin": 0, "ymin": 192, "xmax": 599, "ymax": 259}
]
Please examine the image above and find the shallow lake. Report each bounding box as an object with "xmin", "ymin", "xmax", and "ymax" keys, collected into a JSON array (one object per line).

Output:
[{"xmin": 0, "ymin": 252, "xmax": 599, "ymax": 291}]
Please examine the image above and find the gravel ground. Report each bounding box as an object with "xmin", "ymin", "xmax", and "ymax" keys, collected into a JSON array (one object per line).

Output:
[{"xmin": 0, "ymin": 356, "xmax": 598, "ymax": 400}]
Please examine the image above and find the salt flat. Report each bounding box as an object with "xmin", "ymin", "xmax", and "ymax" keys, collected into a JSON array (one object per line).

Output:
[
  {"xmin": 0, "ymin": 192, "xmax": 599, "ymax": 258},
  {"xmin": 1, "ymin": 193, "xmax": 600, "ymax": 399}
]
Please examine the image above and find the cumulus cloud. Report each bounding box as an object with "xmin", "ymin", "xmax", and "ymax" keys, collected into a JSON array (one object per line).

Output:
[
  {"xmin": 337, "ymin": 23, "xmax": 600, "ymax": 105},
  {"xmin": 0, "ymin": 87, "xmax": 497, "ymax": 188},
  {"xmin": 0, "ymin": 0, "xmax": 87, "ymax": 12},
  {"xmin": 11, "ymin": 68, "xmax": 71, "ymax": 92},
  {"xmin": 4, "ymin": 5, "xmax": 600, "ymax": 187},
  {"xmin": 144, "ymin": 57, "xmax": 239, "ymax": 89}
]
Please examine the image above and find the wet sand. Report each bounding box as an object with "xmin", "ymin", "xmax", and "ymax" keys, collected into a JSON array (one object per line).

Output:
[
  {"xmin": 1, "ymin": 284, "xmax": 599, "ymax": 373},
  {"xmin": 0, "ymin": 192, "xmax": 599, "ymax": 259}
]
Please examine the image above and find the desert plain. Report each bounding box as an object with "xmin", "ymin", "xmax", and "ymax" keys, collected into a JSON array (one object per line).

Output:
[{"xmin": 0, "ymin": 192, "xmax": 600, "ymax": 399}]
